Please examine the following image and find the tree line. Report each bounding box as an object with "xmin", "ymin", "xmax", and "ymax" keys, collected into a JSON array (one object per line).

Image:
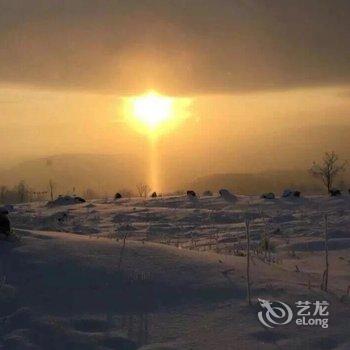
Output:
[
  {"xmin": 0, "ymin": 181, "xmax": 40, "ymax": 204},
  {"xmin": 0, "ymin": 151, "xmax": 347, "ymax": 205}
]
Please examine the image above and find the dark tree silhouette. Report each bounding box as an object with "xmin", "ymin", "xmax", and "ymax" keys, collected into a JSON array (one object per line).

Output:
[
  {"xmin": 309, "ymin": 151, "xmax": 346, "ymax": 193},
  {"xmin": 136, "ymin": 183, "xmax": 151, "ymax": 198},
  {"xmin": 48, "ymin": 179, "xmax": 55, "ymax": 201}
]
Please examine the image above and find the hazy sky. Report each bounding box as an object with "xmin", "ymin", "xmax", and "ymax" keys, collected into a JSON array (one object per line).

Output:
[
  {"xmin": 0, "ymin": 0, "xmax": 349, "ymax": 178},
  {"xmin": 1, "ymin": 0, "xmax": 349, "ymax": 94}
]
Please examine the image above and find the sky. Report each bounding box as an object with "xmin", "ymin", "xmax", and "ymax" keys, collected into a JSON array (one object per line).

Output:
[{"xmin": 0, "ymin": 0, "xmax": 349, "ymax": 183}]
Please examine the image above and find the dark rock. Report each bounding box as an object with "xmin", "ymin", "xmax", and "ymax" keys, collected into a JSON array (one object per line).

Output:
[
  {"xmin": 261, "ymin": 192, "xmax": 275, "ymax": 199},
  {"xmin": 47, "ymin": 195, "xmax": 86, "ymax": 206},
  {"xmin": 187, "ymin": 190, "xmax": 196, "ymax": 197},
  {"xmin": 114, "ymin": 193, "xmax": 122, "ymax": 200},
  {"xmin": 151, "ymin": 192, "xmax": 157, "ymax": 198},
  {"xmin": 330, "ymin": 189, "xmax": 341, "ymax": 196},
  {"xmin": 74, "ymin": 196, "xmax": 86, "ymax": 203},
  {"xmin": 0, "ymin": 212, "xmax": 11, "ymax": 235},
  {"xmin": 219, "ymin": 189, "xmax": 237, "ymax": 202},
  {"xmin": 0, "ymin": 208, "xmax": 9, "ymax": 215},
  {"xmin": 0, "ymin": 205, "xmax": 14, "ymax": 213},
  {"xmin": 282, "ymin": 189, "xmax": 301, "ymax": 198},
  {"xmin": 57, "ymin": 212, "xmax": 68, "ymax": 223}
]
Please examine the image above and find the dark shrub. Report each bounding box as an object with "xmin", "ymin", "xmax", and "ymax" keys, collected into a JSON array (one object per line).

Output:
[
  {"xmin": 115, "ymin": 193, "xmax": 122, "ymax": 200},
  {"xmin": 186, "ymin": 190, "xmax": 196, "ymax": 197}
]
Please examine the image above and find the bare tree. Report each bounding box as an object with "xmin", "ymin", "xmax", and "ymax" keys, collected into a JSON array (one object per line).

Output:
[
  {"xmin": 136, "ymin": 183, "xmax": 151, "ymax": 198},
  {"xmin": 16, "ymin": 180, "xmax": 28, "ymax": 203},
  {"xmin": 0, "ymin": 186, "xmax": 7, "ymax": 204},
  {"xmin": 48, "ymin": 179, "xmax": 56, "ymax": 201},
  {"xmin": 1, "ymin": 183, "xmax": 37, "ymax": 204},
  {"xmin": 259, "ymin": 209, "xmax": 271, "ymax": 263},
  {"xmin": 309, "ymin": 151, "xmax": 346, "ymax": 193}
]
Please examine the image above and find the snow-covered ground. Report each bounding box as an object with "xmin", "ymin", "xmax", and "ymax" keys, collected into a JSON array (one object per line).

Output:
[{"xmin": 1, "ymin": 194, "xmax": 350, "ymax": 349}]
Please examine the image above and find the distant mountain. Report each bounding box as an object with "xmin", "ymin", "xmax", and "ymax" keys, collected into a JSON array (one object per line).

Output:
[
  {"xmin": 0, "ymin": 154, "xmax": 147, "ymax": 195},
  {"xmin": 189, "ymin": 170, "xmax": 346, "ymax": 195},
  {"xmin": 1, "ymin": 153, "xmax": 349, "ymax": 198}
]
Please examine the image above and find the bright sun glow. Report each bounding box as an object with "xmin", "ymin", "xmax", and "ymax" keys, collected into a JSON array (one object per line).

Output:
[
  {"xmin": 123, "ymin": 90, "xmax": 191, "ymax": 191},
  {"xmin": 124, "ymin": 90, "xmax": 191, "ymax": 137},
  {"xmin": 132, "ymin": 92, "xmax": 173, "ymax": 130}
]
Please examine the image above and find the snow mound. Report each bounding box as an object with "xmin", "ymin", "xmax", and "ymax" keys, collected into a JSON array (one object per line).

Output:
[
  {"xmin": 219, "ymin": 189, "xmax": 237, "ymax": 202},
  {"xmin": 84, "ymin": 203, "xmax": 95, "ymax": 208},
  {"xmin": 282, "ymin": 238, "xmax": 350, "ymax": 251},
  {"xmin": 139, "ymin": 344, "xmax": 179, "ymax": 350},
  {"xmin": 282, "ymin": 189, "xmax": 301, "ymax": 198},
  {"xmin": 0, "ymin": 204, "xmax": 15, "ymax": 213},
  {"xmin": 47, "ymin": 195, "xmax": 86, "ymax": 207},
  {"xmin": 261, "ymin": 192, "xmax": 275, "ymax": 199}
]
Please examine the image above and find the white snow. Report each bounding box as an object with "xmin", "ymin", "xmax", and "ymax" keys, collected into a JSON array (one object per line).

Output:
[{"xmin": 1, "ymin": 194, "xmax": 349, "ymax": 349}]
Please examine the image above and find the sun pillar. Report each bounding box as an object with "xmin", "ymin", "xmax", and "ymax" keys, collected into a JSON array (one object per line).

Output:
[
  {"xmin": 126, "ymin": 91, "xmax": 190, "ymax": 195},
  {"xmin": 149, "ymin": 135, "xmax": 160, "ymax": 193}
]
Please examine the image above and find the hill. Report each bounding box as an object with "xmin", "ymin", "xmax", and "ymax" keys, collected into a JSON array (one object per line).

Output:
[{"xmin": 0, "ymin": 154, "xmax": 147, "ymax": 196}]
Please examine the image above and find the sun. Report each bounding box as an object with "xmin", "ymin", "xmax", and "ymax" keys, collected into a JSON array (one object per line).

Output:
[
  {"xmin": 131, "ymin": 91, "xmax": 173, "ymax": 131},
  {"xmin": 123, "ymin": 90, "xmax": 191, "ymax": 136}
]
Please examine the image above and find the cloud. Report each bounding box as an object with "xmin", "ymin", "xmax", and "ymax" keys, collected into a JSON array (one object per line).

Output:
[{"xmin": 0, "ymin": 0, "xmax": 349, "ymax": 95}]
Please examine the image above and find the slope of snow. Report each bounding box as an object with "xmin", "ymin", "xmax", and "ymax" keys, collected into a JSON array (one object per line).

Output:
[{"xmin": 1, "ymin": 194, "xmax": 349, "ymax": 349}]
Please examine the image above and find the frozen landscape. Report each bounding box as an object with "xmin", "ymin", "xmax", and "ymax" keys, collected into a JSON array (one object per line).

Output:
[
  {"xmin": 1, "ymin": 193, "xmax": 349, "ymax": 349},
  {"xmin": 1, "ymin": 1, "xmax": 350, "ymax": 349}
]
